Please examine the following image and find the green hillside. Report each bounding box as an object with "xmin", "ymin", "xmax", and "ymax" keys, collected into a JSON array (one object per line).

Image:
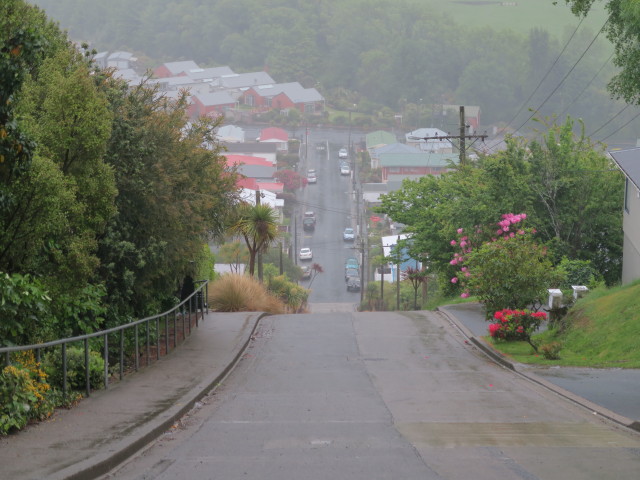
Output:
[
  {"xmin": 429, "ymin": 0, "xmax": 608, "ymax": 36},
  {"xmin": 495, "ymin": 280, "xmax": 640, "ymax": 368}
]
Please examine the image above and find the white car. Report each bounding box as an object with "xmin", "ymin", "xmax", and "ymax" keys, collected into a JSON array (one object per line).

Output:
[
  {"xmin": 307, "ymin": 173, "xmax": 317, "ymax": 184},
  {"xmin": 299, "ymin": 247, "xmax": 313, "ymax": 261},
  {"xmin": 340, "ymin": 164, "xmax": 351, "ymax": 175},
  {"xmin": 338, "ymin": 148, "xmax": 348, "ymax": 159},
  {"xmin": 343, "ymin": 227, "xmax": 355, "ymax": 241}
]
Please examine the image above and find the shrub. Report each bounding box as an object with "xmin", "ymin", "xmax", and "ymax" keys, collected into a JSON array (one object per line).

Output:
[
  {"xmin": 208, "ymin": 275, "xmax": 284, "ymax": 314},
  {"xmin": 540, "ymin": 341, "xmax": 562, "ymax": 360},
  {"xmin": 44, "ymin": 345, "xmax": 105, "ymax": 391},
  {"xmin": 488, "ymin": 309, "xmax": 547, "ymax": 352},
  {"xmin": 0, "ymin": 351, "xmax": 55, "ymax": 435}
]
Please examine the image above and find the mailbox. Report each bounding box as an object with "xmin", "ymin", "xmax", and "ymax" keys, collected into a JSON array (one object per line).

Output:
[{"xmin": 547, "ymin": 289, "xmax": 562, "ymax": 309}]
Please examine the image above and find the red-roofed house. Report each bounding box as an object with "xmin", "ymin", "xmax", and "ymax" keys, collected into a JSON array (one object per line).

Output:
[
  {"xmin": 257, "ymin": 127, "xmax": 289, "ymax": 151},
  {"xmin": 236, "ymin": 177, "xmax": 259, "ymax": 190},
  {"xmin": 154, "ymin": 61, "xmax": 200, "ymax": 78},
  {"xmin": 255, "ymin": 181, "xmax": 284, "ymax": 194},
  {"xmin": 224, "ymin": 154, "xmax": 272, "ymax": 168}
]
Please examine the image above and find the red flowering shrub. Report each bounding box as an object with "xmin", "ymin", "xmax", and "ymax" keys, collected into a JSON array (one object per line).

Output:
[{"xmin": 488, "ymin": 309, "xmax": 547, "ymax": 351}]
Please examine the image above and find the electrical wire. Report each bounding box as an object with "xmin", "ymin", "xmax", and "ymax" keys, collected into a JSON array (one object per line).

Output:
[
  {"xmin": 600, "ymin": 110, "xmax": 640, "ymax": 143},
  {"xmin": 557, "ymin": 52, "xmax": 613, "ymax": 119},
  {"xmin": 487, "ymin": 17, "xmax": 609, "ymax": 152},
  {"xmin": 587, "ymin": 104, "xmax": 629, "ymax": 138}
]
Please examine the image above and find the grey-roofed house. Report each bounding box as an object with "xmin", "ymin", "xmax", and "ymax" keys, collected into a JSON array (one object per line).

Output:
[
  {"xmin": 185, "ymin": 66, "xmax": 235, "ymax": 82},
  {"xmin": 237, "ymin": 164, "xmax": 276, "ymax": 181},
  {"xmin": 223, "ymin": 142, "xmax": 277, "ymax": 165},
  {"xmin": 191, "ymin": 91, "xmax": 237, "ymax": 118},
  {"xmin": 370, "ymin": 141, "xmax": 419, "ymax": 169},
  {"xmin": 609, "ymin": 148, "xmax": 640, "ymax": 283},
  {"xmin": 242, "ymin": 82, "xmax": 324, "ymax": 114},
  {"xmin": 154, "ymin": 60, "xmax": 201, "ymax": 78},
  {"xmin": 216, "ymin": 125, "xmax": 245, "ymax": 144},
  {"xmin": 93, "ymin": 51, "xmax": 108, "ymax": 69},
  {"xmin": 219, "ymin": 72, "xmax": 275, "ymax": 90},
  {"xmin": 379, "ymin": 151, "xmax": 458, "ymax": 181},
  {"xmin": 406, "ymin": 128, "xmax": 453, "ymax": 153},
  {"xmin": 107, "ymin": 51, "xmax": 137, "ymax": 69}
]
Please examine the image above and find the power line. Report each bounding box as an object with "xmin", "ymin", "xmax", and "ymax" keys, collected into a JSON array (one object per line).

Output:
[
  {"xmin": 494, "ymin": 16, "xmax": 586, "ymax": 140},
  {"xmin": 487, "ymin": 17, "xmax": 609, "ymax": 152},
  {"xmin": 600, "ymin": 110, "xmax": 640, "ymax": 143},
  {"xmin": 557, "ymin": 52, "xmax": 613, "ymax": 119},
  {"xmin": 587, "ymin": 104, "xmax": 629, "ymax": 138}
]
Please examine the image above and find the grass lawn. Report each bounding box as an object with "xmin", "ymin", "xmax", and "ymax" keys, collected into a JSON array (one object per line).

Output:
[
  {"xmin": 426, "ymin": 0, "xmax": 608, "ymax": 38},
  {"xmin": 485, "ymin": 281, "xmax": 640, "ymax": 368}
]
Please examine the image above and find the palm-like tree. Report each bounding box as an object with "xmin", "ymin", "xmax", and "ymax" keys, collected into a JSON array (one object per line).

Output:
[{"xmin": 229, "ymin": 204, "xmax": 279, "ymax": 277}]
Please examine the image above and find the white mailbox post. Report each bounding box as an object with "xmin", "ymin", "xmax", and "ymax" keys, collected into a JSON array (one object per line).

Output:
[
  {"xmin": 547, "ymin": 289, "xmax": 563, "ymax": 309},
  {"xmin": 572, "ymin": 285, "xmax": 589, "ymax": 300}
]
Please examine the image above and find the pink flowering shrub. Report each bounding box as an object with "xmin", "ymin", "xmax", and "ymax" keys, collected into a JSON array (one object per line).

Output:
[{"xmin": 489, "ymin": 309, "xmax": 547, "ymax": 351}]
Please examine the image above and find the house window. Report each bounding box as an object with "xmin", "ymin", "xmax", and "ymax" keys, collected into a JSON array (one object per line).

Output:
[
  {"xmin": 624, "ymin": 177, "xmax": 630, "ymax": 213},
  {"xmin": 266, "ymin": 97, "xmax": 272, "ymax": 107},
  {"xmin": 245, "ymin": 95, "xmax": 254, "ymax": 107},
  {"xmin": 304, "ymin": 103, "xmax": 315, "ymax": 113}
]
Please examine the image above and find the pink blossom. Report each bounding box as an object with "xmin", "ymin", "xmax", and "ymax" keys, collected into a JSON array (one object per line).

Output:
[
  {"xmin": 460, "ymin": 240, "xmax": 467, "ymax": 248},
  {"xmin": 510, "ymin": 232, "xmax": 515, "ymax": 238},
  {"xmin": 518, "ymin": 230, "xmax": 525, "ymax": 235},
  {"xmin": 450, "ymin": 240, "xmax": 457, "ymax": 246},
  {"xmin": 461, "ymin": 267, "xmax": 468, "ymax": 272},
  {"xmin": 464, "ymin": 271, "xmax": 471, "ymax": 277},
  {"xmin": 450, "ymin": 259, "xmax": 458, "ymax": 265},
  {"xmin": 457, "ymin": 228, "xmax": 464, "ymax": 234},
  {"xmin": 460, "ymin": 292, "xmax": 470, "ymax": 298},
  {"xmin": 496, "ymin": 229, "xmax": 503, "ymax": 235},
  {"xmin": 521, "ymin": 213, "xmax": 527, "ymax": 219},
  {"xmin": 454, "ymin": 253, "xmax": 459, "ymax": 257},
  {"xmin": 451, "ymin": 277, "xmax": 458, "ymax": 284}
]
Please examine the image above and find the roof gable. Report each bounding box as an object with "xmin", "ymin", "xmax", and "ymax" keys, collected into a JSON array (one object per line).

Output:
[
  {"xmin": 610, "ymin": 148, "xmax": 640, "ymax": 189},
  {"xmin": 380, "ymin": 152, "xmax": 458, "ymax": 168},
  {"xmin": 259, "ymin": 127, "xmax": 288, "ymax": 142},
  {"xmin": 194, "ymin": 91, "xmax": 236, "ymax": 106}
]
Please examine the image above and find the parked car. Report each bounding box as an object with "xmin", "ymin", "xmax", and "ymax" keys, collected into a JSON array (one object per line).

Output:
[
  {"xmin": 338, "ymin": 148, "xmax": 348, "ymax": 159},
  {"xmin": 307, "ymin": 172, "xmax": 317, "ymax": 184},
  {"xmin": 346, "ymin": 277, "xmax": 361, "ymax": 292},
  {"xmin": 345, "ymin": 267, "xmax": 359, "ymax": 282},
  {"xmin": 299, "ymin": 247, "xmax": 313, "ymax": 261},
  {"xmin": 345, "ymin": 257, "xmax": 359, "ymax": 270},
  {"xmin": 301, "ymin": 265, "xmax": 312, "ymax": 279},
  {"xmin": 340, "ymin": 164, "xmax": 351, "ymax": 175},
  {"xmin": 304, "ymin": 211, "xmax": 316, "ymax": 220},
  {"xmin": 303, "ymin": 217, "xmax": 316, "ymax": 231},
  {"xmin": 316, "ymin": 142, "xmax": 326, "ymax": 151},
  {"xmin": 343, "ymin": 227, "xmax": 355, "ymax": 241}
]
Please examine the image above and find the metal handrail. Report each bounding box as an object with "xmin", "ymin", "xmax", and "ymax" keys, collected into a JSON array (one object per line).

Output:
[{"xmin": 0, "ymin": 281, "xmax": 209, "ymax": 399}]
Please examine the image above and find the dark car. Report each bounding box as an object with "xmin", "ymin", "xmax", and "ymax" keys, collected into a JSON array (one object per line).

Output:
[
  {"xmin": 301, "ymin": 265, "xmax": 312, "ymax": 280},
  {"xmin": 345, "ymin": 268, "xmax": 359, "ymax": 282},
  {"xmin": 303, "ymin": 217, "xmax": 316, "ymax": 231},
  {"xmin": 347, "ymin": 277, "xmax": 361, "ymax": 292}
]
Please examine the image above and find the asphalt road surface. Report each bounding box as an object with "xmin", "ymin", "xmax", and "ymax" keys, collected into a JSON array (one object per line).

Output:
[{"xmin": 104, "ymin": 310, "xmax": 640, "ymax": 480}]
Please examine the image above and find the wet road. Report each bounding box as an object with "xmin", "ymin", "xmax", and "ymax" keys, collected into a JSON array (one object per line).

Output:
[
  {"xmin": 104, "ymin": 311, "xmax": 640, "ymax": 479},
  {"xmin": 443, "ymin": 303, "xmax": 640, "ymax": 422}
]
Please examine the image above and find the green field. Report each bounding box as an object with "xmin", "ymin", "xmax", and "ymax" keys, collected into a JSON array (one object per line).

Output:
[{"xmin": 426, "ymin": 0, "xmax": 608, "ymax": 38}]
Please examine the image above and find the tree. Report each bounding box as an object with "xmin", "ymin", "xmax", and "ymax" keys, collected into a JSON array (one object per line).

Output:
[
  {"xmin": 464, "ymin": 234, "xmax": 558, "ymax": 318},
  {"xmin": 307, "ymin": 263, "xmax": 324, "ymax": 288},
  {"xmin": 273, "ymin": 169, "xmax": 307, "ymax": 191},
  {"xmin": 563, "ymin": 0, "xmax": 640, "ymax": 104},
  {"xmin": 405, "ymin": 265, "xmax": 429, "ymax": 310},
  {"xmin": 217, "ymin": 241, "xmax": 250, "ymax": 274},
  {"xmin": 228, "ymin": 204, "xmax": 279, "ymax": 277}
]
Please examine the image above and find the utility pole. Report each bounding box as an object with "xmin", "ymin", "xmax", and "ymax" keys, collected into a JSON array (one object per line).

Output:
[
  {"xmin": 410, "ymin": 105, "xmax": 487, "ymax": 167},
  {"xmin": 396, "ymin": 235, "xmax": 401, "ymax": 311},
  {"xmin": 359, "ymin": 237, "xmax": 365, "ymax": 304},
  {"xmin": 279, "ymin": 241, "xmax": 283, "ymax": 275},
  {"xmin": 256, "ymin": 189, "xmax": 263, "ymax": 282}
]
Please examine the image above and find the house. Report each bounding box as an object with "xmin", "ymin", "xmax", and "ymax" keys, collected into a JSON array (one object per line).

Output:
[
  {"xmin": 154, "ymin": 60, "xmax": 201, "ymax": 78},
  {"xmin": 186, "ymin": 66, "xmax": 235, "ymax": 82},
  {"xmin": 242, "ymin": 82, "xmax": 324, "ymax": 114},
  {"xmin": 219, "ymin": 72, "xmax": 275, "ymax": 90},
  {"xmin": 225, "ymin": 154, "xmax": 276, "ymax": 181},
  {"xmin": 379, "ymin": 151, "xmax": 458, "ymax": 182},
  {"xmin": 191, "ymin": 91, "xmax": 237, "ymax": 118},
  {"xmin": 107, "ymin": 51, "xmax": 137, "ymax": 70},
  {"xmin": 223, "ymin": 142, "xmax": 278, "ymax": 165},
  {"xmin": 257, "ymin": 127, "xmax": 289, "ymax": 152},
  {"xmin": 366, "ymin": 131, "xmax": 398, "ymax": 168},
  {"xmin": 609, "ymin": 148, "xmax": 640, "ymax": 283},
  {"xmin": 376, "ymin": 234, "xmax": 419, "ymax": 282},
  {"xmin": 442, "ymin": 104, "xmax": 481, "ymax": 133},
  {"xmin": 405, "ymin": 128, "xmax": 453, "ymax": 153},
  {"xmin": 370, "ymin": 142, "xmax": 419, "ymax": 169},
  {"xmin": 216, "ymin": 125, "xmax": 246, "ymax": 144}
]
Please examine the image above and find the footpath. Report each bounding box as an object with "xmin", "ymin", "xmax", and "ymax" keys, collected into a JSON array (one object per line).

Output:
[
  {"xmin": 0, "ymin": 312, "xmax": 265, "ymax": 480},
  {"xmin": 1, "ymin": 305, "xmax": 638, "ymax": 480}
]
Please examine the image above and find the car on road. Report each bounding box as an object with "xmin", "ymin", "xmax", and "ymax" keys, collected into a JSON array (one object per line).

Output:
[
  {"xmin": 338, "ymin": 147, "xmax": 348, "ymax": 159},
  {"xmin": 315, "ymin": 142, "xmax": 326, "ymax": 152},
  {"xmin": 307, "ymin": 172, "xmax": 317, "ymax": 184},
  {"xmin": 299, "ymin": 247, "xmax": 313, "ymax": 261},
  {"xmin": 343, "ymin": 227, "xmax": 355, "ymax": 241},
  {"xmin": 300, "ymin": 265, "xmax": 312, "ymax": 280},
  {"xmin": 345, "ymin": 257, "xmax": 359, "ymax": 270},
  {"xmin": 346, "ymin": 277, "xmax": 361, "ymax": 292},
  {"xmin": 340, "ymin": 164, "xmax": 350, "ymax": 175},
  {"xmin": 345, "ymin": 267, "xmax": 359, "ymax": 282},
  {"xmin": 303, "ymin": 217, "xmax": 316, "ymax": 231}
]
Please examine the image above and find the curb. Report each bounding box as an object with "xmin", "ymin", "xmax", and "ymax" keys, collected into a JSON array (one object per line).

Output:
[
  {"xmin": 437, "ymin": 306, "xmax": 640, "ymax": 434},
  {"xmin": 56, "ymin": 312, "xmax": 269, "ymax": 480}
]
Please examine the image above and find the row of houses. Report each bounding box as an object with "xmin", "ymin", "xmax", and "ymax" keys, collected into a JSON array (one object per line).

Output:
[{"xmin": 96, "ymin": 52, "xmax": 325, "ymax": 120}]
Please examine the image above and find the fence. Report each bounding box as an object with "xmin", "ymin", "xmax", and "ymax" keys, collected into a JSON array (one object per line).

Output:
[{"xmin": 0, "ymin": 281, "xmax": 208, "ymax": 399}]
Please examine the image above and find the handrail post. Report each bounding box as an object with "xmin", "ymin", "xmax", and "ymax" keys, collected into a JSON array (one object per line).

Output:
[
  {"xmin": 119, "ymin": 329, "xmax": 125, "ymax": 380},
  {"xmin": 165, "ymin": 314, "xmax": 169, "ymax": 354},
  {"xmin": 62, "ymin": 343, "xmax": 67, "ymax": 402},
  {"xmin": 84, "ymin": 338, "xmax": 90, "ymax": 397},
  {"xmin": 104, "ymin": 333, "xmax": 109, "ymax": 388},
  {"xmin": 135, "ymin": 323, "xmax": 139, "ymax": 371},
  {"xmin": 156, "ymin": 317, "xmax": 160, "ymax": 360}
]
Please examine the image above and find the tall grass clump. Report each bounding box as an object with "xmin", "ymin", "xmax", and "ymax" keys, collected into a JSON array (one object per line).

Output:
[{"xmin": 208, "ymin": 275, "xmax": 284, "ymax": 314}]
